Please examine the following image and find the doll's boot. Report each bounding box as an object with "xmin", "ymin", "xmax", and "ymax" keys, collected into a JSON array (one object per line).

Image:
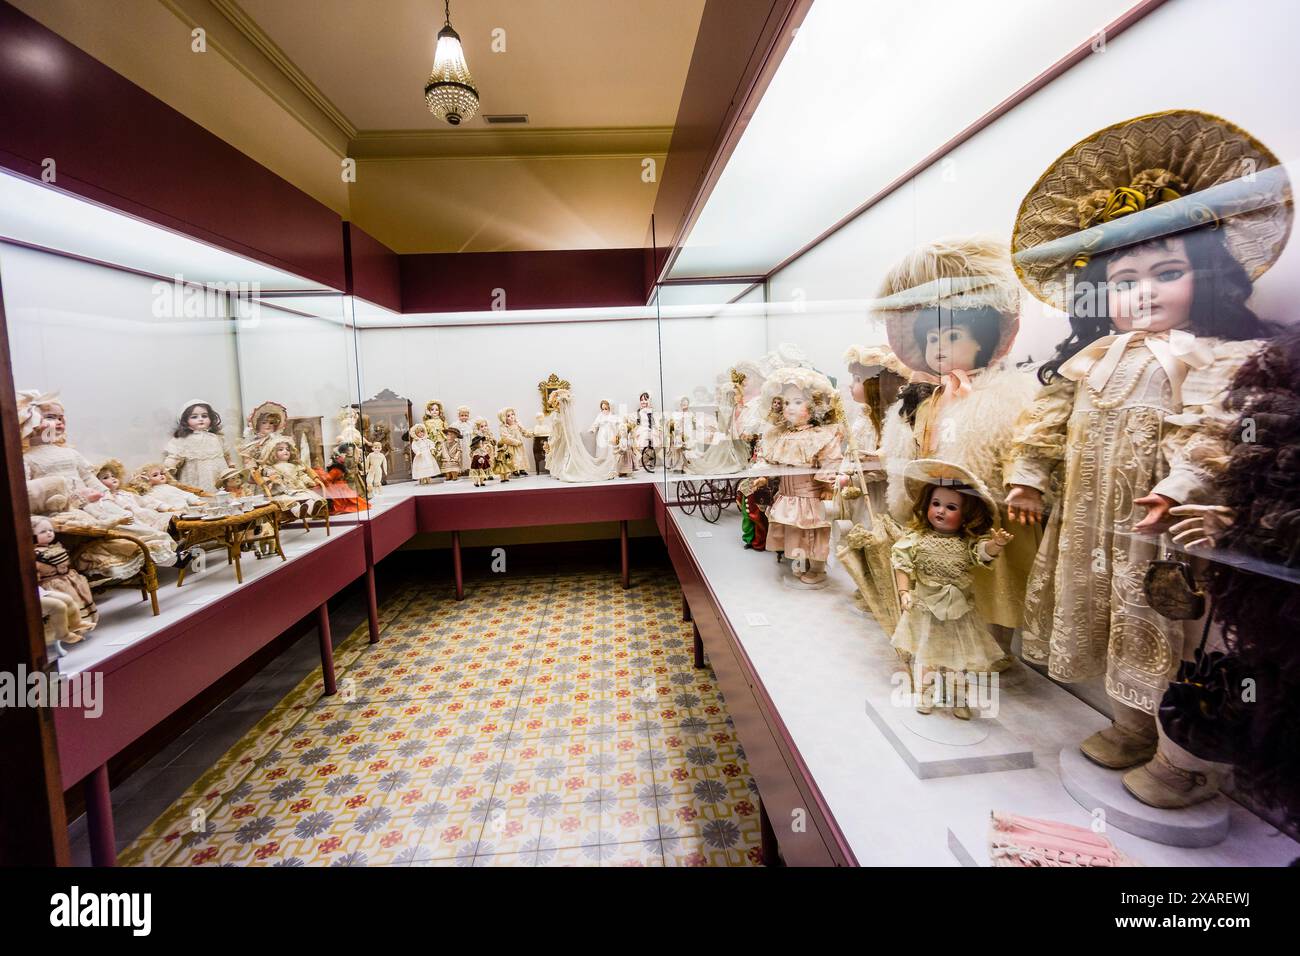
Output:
[
  {"xmin": 798, "ymin": 560, "xmax": 827, "ymax": 585},
  {"xmin": 914, "ymin": 670, "xmax": 935, "ymax": 715},
  {"xmin": 1080, "ymin": 710, "xmax": 1157, "ymax": 769},
  {"xmin": 1121, "ymin": 750, "xmax": 1222, "ymax": 809},
  {"xmin": 950, "ymin": 674, "xmax": 972, "ymax": 720}
]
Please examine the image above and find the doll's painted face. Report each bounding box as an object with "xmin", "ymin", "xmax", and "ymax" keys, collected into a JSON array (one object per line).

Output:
[
  {"xmin": 639, "ymin": 394, "xmax": 650, "ymax": 410},
  {"xmin": 186, "ymin": 406, "xmax": 212, "ymax": 432},
  {"xmin": 924, "ymin": 325, "xmax": 981, "ymax": 375},
  {"xmin": 781, "ymin": 386, "xmax": 811, "ymax": 426},
  {"xmin": 600, "ymin": 401, "xmax": 610, "ymax": 413},
  {"xmin": 257, "ymin": 414, "xmax": 281, "ymax": 436},
  {"xmin": 33, "ymin": 518, "xmax": 55, "ymax": 546},
  {"xmin": 848, "ymin": 363, "xmax": 878, "ymax": 403},
  {"xmin": 927, "ymin": 486, "xmax": 965, "ymax": 534},
  {"xmin": 97, "ymin": 470, "xmax": 120, "ymax": 492},
  {"xmin": 274, "ymin": 443, "xmax": 293, "ymax": 463},
  {"xmin": 33, "ymin": 410, "xmax": 66, "ymax": 445},
  {"xmin": 411, "ymin": 425, "xmax": 428, "ymax": 440},
  {"xmin": 146, "ymin": 467, "xmax": 168, "ymax": 486},
  {"xmin": 505, "ymin": 410, "xmax": 517, "ymax": 427},
  {"xmin": 223, "ymin": 476, "xmax": 244, "ymax": 493},
  {"xmin": 1106, "ymin": 237, "xmax": 1195, "ymax": 333},
  {"xmin": 458, "ymin": 409, "xmax": 470, "ymax": 423},
  {"xmin": 679, "ymin": 398, "xmax": 690, "ymax": 412}
]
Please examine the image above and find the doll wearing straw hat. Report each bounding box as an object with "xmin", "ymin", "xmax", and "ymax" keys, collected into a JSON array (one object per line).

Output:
[
  {"xmin": 891, "ymin": 460, "xmax": 1013, "ymax": 718},
  {"xmin": 873, "ymin": 237, "xmax": 1042, "ymax": 658},
  {"xmin": 1004, "ymin": 110, "xmax": 1290, "ymax": 806}
]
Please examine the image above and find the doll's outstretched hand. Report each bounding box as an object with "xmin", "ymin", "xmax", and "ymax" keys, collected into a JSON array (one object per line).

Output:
[
  {"xmin": 1005, "ymin": 485, "xmax": 1042, "ymax": 525},
  {"xmin": 986, "ymin": 528, "xmax": 1014, "ymax": 553},
  {"xmin": 1168, "ymin": 504, "xmax": 1235, "ymax": 550},
  {"xmin": 1133, "ymin": 493, "xmax": 1177, "ymax": 534},
  {"xmin": 899, "ymin": 591, "xmax": 914, "ymax": 612}
]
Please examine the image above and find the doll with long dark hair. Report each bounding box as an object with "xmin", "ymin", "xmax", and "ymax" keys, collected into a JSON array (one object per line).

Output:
[
  {"xmin": 1166, "ymin": 326, "xmax": 1300, "ymax": 823},
  {"xmin": 164, "ymin": 400, "xmax": 234, "ymax": 492},
  {"xmin": 875, "ymin": 236, "xmax": 1042, "ymax": 655},
  {"xmin": 1004, "ymin": 111, "xmax": 1290, "ymax": 806}
]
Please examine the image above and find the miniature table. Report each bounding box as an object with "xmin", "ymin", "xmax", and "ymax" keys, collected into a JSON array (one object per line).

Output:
[{"xmin": 173, "ymin": 504, "xmax": 285, "ymax": 586}]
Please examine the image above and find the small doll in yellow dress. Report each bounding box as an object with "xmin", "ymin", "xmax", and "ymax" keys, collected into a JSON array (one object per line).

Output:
[
  {"xmin": 493, "ymin": 407, "xmax": 527, "ymax": 481},
  {"xmin": 891, "ymin": 460, "xmax": 1013, "ymax": 719}
]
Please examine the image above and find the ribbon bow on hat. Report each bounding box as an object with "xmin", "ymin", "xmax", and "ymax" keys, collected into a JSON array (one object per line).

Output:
[
  {"xmin": 16, "ymin": 389, "xmax": 61, "ymax": 439},
  {"xmin": 1057, "ymin": 329, "xmax": 1214, "ymax": 405}
]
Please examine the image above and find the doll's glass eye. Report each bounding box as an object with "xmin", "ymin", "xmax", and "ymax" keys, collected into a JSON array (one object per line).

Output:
[{"xmin": 1156, "ymin": 269, "xmax": 1185, "ymax": 283}]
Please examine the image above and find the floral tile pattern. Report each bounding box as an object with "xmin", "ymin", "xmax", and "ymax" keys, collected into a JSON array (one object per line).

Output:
[{"xmin": 120, "ymin": 569, "xmax": 763, "ymax": 867}]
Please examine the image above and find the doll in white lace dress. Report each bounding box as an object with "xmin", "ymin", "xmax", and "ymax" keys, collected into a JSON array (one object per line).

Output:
[
  {"xmin": 259, "ymin": 436, "xmax": 326, "ymax": 517},
  {"xmin": 409, "ymin": 423, "xmax": 440, "ymax": 484},
  {"xmin": 164, "ymin": 400, "xmax": 234, "ymax": 492},
  {"xmin": 891, "ymin": 460, "xmax": 1013, "ymax": 718}
]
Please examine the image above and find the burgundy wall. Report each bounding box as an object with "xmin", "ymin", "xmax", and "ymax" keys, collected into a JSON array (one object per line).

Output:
[
  {"xmin": 344, "ymin": 222, "xmax": 402, "ymax": 313},
  {"xmin": 0, "ymin": 1, "xmax": 346, "ymax": 290},
  {"xmin": 400, "ymin": 248, "xmax": 648, "ymax": 313}
]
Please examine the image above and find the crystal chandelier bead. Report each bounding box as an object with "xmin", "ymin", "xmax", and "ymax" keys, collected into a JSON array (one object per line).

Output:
[{"xmin": 424, "ymin": 12, "xmax": 479, "ymax": 126}]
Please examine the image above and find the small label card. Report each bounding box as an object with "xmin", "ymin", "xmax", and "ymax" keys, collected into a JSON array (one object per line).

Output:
[
  {"xmin": 695, "ymin": 531, "xmax": 713, "ymax": 538},
  {"xmin": 744, "ymin": 613, "xmax": 770, "ymax": 627}
]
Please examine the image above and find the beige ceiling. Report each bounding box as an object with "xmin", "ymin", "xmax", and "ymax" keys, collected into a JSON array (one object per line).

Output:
[
  {"xmin": 238, "ymin": 0, "xmax": 705, "ymax": 132},
  {"xmin": 10, "ymin": 0, "xmax": 707, "ymax": 255}
]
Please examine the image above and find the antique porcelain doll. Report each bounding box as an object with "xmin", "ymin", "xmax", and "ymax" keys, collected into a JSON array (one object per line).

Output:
[
  {"xmin": 1004, "ymin": 110, "xmax": 1287, "ymax": 797},
  {"xmin": 260, "ymin": 436, "xmax": 326, "ymax": 515},
  {"xmin": 686, "ymin": 370, "xmax": 749, "ymax": 476},
  {"xmin": 239, "ymin": 401, "xmax": 289, "ymax": 469},
  {"xmin": 874, "ymin": 237, "xmax": 1042, "ymax": 661},
  {"xmin": 164, "ymin": 400, "xmax": 234, "ymax": 491},
  {"xmin": 441, "ymin": 423, "xmax": 463, "ymax": 480},
  {"xmin": 454, "ymin": 406, "xmax": 474, "ymax": 472},
  {"xmin": 666, "ymin": 396, "xmax": 697, "ymax": 472},
  {"xmin": 19, "ymin": 391, "xmax": 149, "ymax": 583},
  {"xmin": 545, "ymin": 389, "xmax": 617, "ymax": 483},
  {"xmin": 130, "ymin": 463, "xmax": 207, "ymax": 513},
  {"xmin": 317, "ymin": 443, "xmax": 369, "ymax": 514},
  {"xmin": 613, "ymin": 418, "xmax": 638, "ymax": 477},
  {"xmin": 365, "ymin": 445, "xmax": 389, "ymax": 492},
  {"xmin": 409, "ymin": 423, "xmax": 440, "ymax": 484},
  {"xmin": 589, "ymin": 400, "xmax": 620, "ymax": 452},
  {"xmin": 90, "ymin": 459, "xmax": 187, "ymax": 569},
  {"xmin": 634, "ymin": 392, "xmax": 659, "ymax": 457},
  {"xmin": 891, "ymin": 461, "xmax": 1012, "ymax": 718},
  {"xmin": 33, "ymin": 516, "xmax": 96, "ymax": 639},
  {"xmin": 469, "ymin": 418, "xmax": 496, "ymax": 487},
  {"xmin": 494, "ymin": 407, "xmax": 528, "ymax": 481},
  {"xmin": 753, "ymin": 368, "xmax": 845, "ymax": 586},
  {"xmin": 531, "ymin": 411, "xmax": 552, "ymax": 475}
]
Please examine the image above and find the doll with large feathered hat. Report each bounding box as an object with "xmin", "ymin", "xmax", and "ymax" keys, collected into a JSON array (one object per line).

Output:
[{"xmin": 1003, "ymin": 110, "xmax": 1291, "ymax": 810}]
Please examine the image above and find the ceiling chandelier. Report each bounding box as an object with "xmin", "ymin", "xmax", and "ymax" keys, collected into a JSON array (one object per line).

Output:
[{"xmin": 424, "ymin": 0, "xmax": 479, "ymax": 126}]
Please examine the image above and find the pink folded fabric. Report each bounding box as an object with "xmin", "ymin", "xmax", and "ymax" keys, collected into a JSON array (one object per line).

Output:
[{"xmin": 988, "ymin": 811, "xmax": 1140, "ymax": 867}]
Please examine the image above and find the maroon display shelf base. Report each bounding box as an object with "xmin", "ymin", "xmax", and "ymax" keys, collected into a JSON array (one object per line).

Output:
[
  {"xmin": 656, "ymin": 488, "xmax": 856, "ymax": 866},
  {"xmin": 414, "ymin": 482, "xmax": 654, "ymax": 531},
  {"xmin": 54, "ymin": 527, "xmax": 366, "ymax": 789}
]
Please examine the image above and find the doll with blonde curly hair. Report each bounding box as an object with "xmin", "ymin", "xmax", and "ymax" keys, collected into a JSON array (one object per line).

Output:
[{"xmin": 753, "ymin": 367, "xmax": 845, "ymax": 586}]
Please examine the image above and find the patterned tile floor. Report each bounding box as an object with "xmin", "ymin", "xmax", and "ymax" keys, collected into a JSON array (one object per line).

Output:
[{"xmin": 119, "ymin": 569, "xmax": 764, "ymax": 866}]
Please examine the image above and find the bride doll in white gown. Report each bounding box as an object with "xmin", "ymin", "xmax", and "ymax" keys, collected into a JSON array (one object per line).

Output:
[{"xmin": 546, "ymin": 388, "xmax": 617, "ymax": 482}]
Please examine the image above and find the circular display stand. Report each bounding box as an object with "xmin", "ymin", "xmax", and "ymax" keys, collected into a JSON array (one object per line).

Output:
[
  {"xmin": 900, "ymin": 709, "xmax": 991, "ymax": 746},
  {"xmin": 1059, "ymin": 746, "xmax": 1230, "ymax": 847}
]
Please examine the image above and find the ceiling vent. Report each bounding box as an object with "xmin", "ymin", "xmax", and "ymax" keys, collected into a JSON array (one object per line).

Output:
[{"xmin": 482, "ymin": 114, "xmax": 529, "ymax": 125}]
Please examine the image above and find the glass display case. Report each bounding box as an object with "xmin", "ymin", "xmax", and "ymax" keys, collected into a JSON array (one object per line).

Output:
[
  {"xmin": 648, "ymin": 0, "xmax": 1300, "ymax": 863},
  {"xmin": 1, "ymin": 169, "xmax": 367, "ymax": 673}
]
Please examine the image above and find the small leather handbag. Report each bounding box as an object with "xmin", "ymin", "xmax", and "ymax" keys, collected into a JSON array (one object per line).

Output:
[
  {"xmin": 1157, "ymin": 609, "xmax": 1251, "ymax": 764},
  {"xmin": 1144, "ymin": 538, "xmax": 1206, "ymax": 620}
]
